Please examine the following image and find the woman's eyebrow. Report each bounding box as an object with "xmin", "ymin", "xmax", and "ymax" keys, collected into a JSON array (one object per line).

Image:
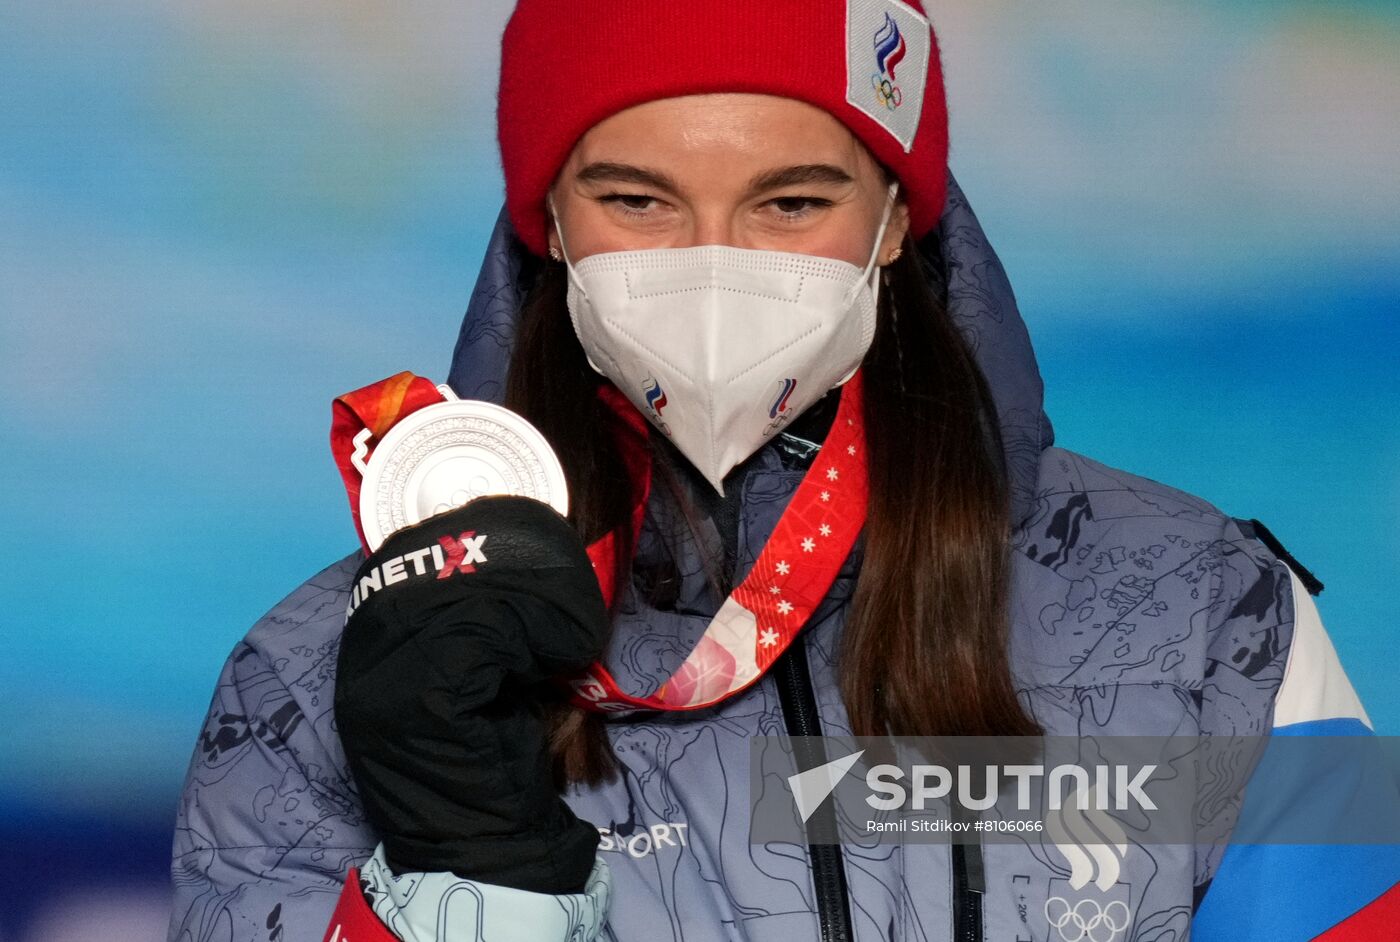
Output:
[
  {"xmin": 575, "ymin": 162, "xmax": 682, "ymax": 195},
  {"xmin": 574, "ymin": 162, "xmax": 856, "ymax": 197},
  {"xmin": 747, "ymin": 164, "xmax": 855, "ymax": 193}
]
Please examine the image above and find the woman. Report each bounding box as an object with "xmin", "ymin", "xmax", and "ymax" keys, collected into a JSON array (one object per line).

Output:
[{"xmin": 168, "ymin": 2, "xmax": 1398, "ymax": 941}]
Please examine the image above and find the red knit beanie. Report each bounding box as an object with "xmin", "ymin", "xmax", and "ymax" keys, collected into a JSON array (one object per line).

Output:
[{"xmin": 498, "ymin": 0, "xmax": 948, "ymax": 257}]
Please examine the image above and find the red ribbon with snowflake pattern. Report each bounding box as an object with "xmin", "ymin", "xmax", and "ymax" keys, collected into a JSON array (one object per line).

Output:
[{"xmin": 563, "ymin": 372, "xmax": 868, "ymax": 714}]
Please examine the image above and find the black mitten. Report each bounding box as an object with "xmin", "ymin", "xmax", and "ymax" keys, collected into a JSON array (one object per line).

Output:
[{"xmin": 335, "ymin": 495, "xmax": 608, "ymax": 894}]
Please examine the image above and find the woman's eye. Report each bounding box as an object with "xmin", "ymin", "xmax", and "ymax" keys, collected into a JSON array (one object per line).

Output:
[
  {"xmin": 600, "ymin": 193, "xmax": 660, "ymax": 215},
  {"xmin": 767, "ymin": 196, "xmax": 832, "ymax": 219}
]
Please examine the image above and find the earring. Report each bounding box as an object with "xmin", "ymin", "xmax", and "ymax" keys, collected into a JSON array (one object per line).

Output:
[
  {"xmin": 548, "ymin": 246, "xmax": 563, "ymax": 262},
  {"xmin": 885, "ymin": 246, "xmax": 903, "ymax": 265}
]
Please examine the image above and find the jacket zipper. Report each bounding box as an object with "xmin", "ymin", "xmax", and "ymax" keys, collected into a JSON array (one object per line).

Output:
[
  {"xmin": 772, "ymin": 638, "xmax": 854, "ymax": 942},
  {"xmin": 951, "ymin": 834, "xmax": 985, "ymax": 942},
  {"xmin": 772, "ymin": 637, "xmax": 986, "ymax": 942}
]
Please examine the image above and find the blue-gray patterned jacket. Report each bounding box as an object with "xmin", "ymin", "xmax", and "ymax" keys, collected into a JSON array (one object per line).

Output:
[{"xmin": 168, "ymin": 176, "xmax": 1396, "ymax": 942}]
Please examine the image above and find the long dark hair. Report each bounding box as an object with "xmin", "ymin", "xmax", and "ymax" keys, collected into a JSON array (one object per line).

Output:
[{"xmin": 505, "ymin": 231, "xmax": 1042, "ymax": 787}]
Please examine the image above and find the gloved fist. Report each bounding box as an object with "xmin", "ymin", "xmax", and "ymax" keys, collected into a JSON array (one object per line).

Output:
[{"xmin": 334, "ymin": 495, "xmax": 608, "ymax": 895}]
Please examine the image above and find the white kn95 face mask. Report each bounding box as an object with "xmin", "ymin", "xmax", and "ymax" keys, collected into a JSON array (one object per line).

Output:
[{"xmin": 554, "ymin": 183, "xmax": 899, "ymax": 494}]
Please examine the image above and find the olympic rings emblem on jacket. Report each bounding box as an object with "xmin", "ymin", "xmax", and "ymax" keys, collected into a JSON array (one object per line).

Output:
[{"xmin": 1043, "ymin": 896, "xmax": 1131, "ymax": 942}]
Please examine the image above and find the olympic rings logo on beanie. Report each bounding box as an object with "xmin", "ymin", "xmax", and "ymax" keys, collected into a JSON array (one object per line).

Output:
[
  {"xmin": 871, "ymin": 14, "xmax": 909, "ymax": 111},
  {"xmin": 850, "ymin": 5, "xmax": 931, "ymax": 145},
  {"xmin": 497, "ymin": 0, "xmax": 949, "ymax": 257}
]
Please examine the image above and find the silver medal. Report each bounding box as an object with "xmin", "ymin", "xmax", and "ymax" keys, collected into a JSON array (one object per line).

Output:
[{"xmin": 355, "ymin": 385, "xmax": 569, "ymax": 552}]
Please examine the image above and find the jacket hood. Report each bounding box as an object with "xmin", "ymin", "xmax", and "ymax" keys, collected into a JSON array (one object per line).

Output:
[{"xmin": 446, "ymin": 171, "xmax": 1054, "ymax": 529}]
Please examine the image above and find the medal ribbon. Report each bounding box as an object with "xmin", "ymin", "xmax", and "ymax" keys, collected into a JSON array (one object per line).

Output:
[
  {"xmin": 331, "ymin": 372, "xmax": 448, "ymax": 554},
  {"xmin": 331, "ymin": 371, "xmax": 868, "ymax": 715}
]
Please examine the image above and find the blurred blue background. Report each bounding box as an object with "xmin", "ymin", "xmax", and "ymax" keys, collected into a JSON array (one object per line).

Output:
[{"xmin": 2, "ymin": 1, "xmax": 1396, "ymax": 938}]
